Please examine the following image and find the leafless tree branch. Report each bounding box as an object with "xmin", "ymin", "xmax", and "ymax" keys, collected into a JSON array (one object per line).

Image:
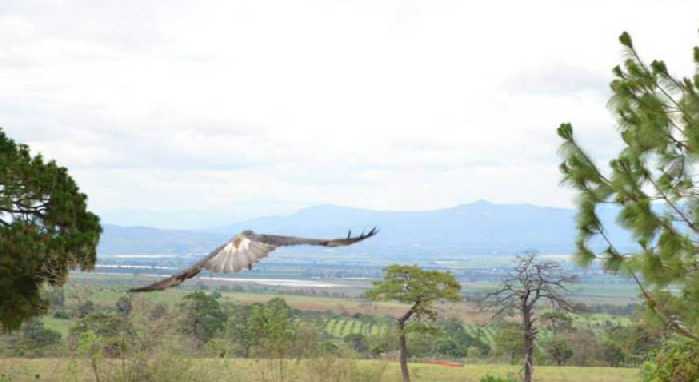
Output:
[{"xmin": 479, "ymin": 253, "xmax": 576, "ymax": 382}]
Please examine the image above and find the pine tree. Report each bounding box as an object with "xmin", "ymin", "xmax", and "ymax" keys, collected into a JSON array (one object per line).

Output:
[
  {"xmin": 365, "ymin": 265, "xmax": 461, "ymax": 382},
  {"xmin": 558, "ymin": 31, "xmax": 699, "ymax": 340},
  {"xmin": 0, "ymin": 128, "xmax": 102, "ymax": 331}
]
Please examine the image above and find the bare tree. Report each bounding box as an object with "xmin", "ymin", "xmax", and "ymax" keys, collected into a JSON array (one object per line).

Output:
[{"xmin": 481, "ymin": 254, "xmax": 576, "ymax": 382}]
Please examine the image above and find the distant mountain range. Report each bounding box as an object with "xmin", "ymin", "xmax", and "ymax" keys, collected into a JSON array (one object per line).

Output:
[{"xmin": 98, "ymin": 200, "xmax": 635, "ymax": 258}]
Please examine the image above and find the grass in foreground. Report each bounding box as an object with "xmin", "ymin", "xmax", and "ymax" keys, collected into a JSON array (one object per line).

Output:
[{"xmin": 0, "ymin": 358, "xmax": 639, "ymax": 382}]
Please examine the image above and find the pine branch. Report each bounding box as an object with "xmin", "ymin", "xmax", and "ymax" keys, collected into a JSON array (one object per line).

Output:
[
  {"xmin": 627, "ymin": 45, "xmax": 693, "ymax": 126},
  {"xmin": 629, "ymin": 272, "xmax": 699, "ymax": 342},
  {"xmin": 645, "ymin": 175, "xmax": 699, "ymax": 233},
  {"xmin": 597, "ymin": 212, "xmax": 698, "ymax": 341}
]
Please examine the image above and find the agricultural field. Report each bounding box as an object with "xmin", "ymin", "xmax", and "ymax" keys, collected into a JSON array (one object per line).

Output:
[
  {"xmin": 323, "ymin": 317, "xmax": 390, "ymax": 337},
  {"xmin": 70, "ymin": 262, "xmax": 643, "ymax": 307},
  {"xmin": 40, "ymin": 283, "xmax": 633, "ymax": 358},
  {"xmin": 59, "ymin": 277, "xmax": 492, "ymax": 324},
  {"xmin": 464, "ymin": 325, "xmax": 496, "ymax": 349},
  {"xmin": 2, "ymin": 272, "xmax": 648, "ymax": 382}
]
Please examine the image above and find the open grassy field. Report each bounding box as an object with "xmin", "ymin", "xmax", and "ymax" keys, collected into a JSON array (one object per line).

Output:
[
  {"xmin": 70, "ymin": 269, "xmax": 641, "ymax": 307},
  {"xmin": 0, "ymin": 358, "xmax": 639, "ymax": 382},
  {"xmin": 62, "ymin": 282, "xmax": 491, "ymax": 324}
]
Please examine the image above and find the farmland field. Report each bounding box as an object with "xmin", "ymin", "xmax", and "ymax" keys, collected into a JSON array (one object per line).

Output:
[
  {"xmin": 39, "ymin": 283, "xmax": 632, "ymax": 358},
  {"xmin": 324, "ymin": 317, "xmax": 389, "ymax": 338},
  {"xmin": 58, "ymin": 279, "xmax": 492, "ymax": 324}
]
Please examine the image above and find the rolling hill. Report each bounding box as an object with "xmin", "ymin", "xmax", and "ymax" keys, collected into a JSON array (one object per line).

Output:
[{"xmin": 98, "ymin": 200, "xmax": 635, "ymax": 258}]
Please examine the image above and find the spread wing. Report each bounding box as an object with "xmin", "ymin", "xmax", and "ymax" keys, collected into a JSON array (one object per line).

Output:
[
  {"xmin": 129, "ymin": 227, "xmax": 378, "ymax": 292},
  {"xmin": 248, "ymin": 227, "xmax": 378, "ymax": 247}
]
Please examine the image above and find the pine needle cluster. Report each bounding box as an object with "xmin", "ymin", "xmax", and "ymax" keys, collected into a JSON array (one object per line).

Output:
[{"xmin": 558, "ymin": 31, "xmax": 699, "ymax": 340}]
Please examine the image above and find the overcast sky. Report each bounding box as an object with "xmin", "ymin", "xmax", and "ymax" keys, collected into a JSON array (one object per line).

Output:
[{"xmin": 2, "ymin": 1, "xmax": 699, "ymax": 228}]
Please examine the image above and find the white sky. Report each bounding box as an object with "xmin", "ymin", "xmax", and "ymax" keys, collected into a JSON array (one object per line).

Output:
[{"xmin": 2, "ymin": 0, "xmax": 699, "ymax": 228}]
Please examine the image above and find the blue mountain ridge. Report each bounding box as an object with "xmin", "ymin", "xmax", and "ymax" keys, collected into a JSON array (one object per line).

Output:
[{"xmin": 98, "ymin": 200, "xmax": 636, "ymax": 258}]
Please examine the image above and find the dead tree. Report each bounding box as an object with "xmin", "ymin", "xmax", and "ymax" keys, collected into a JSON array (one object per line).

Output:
[{"xmin": 481, "ymin": 254, "xmax": 576, "ymax": 382}]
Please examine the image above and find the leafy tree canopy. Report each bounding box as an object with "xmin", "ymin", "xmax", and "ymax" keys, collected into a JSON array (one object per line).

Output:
[
  {"xmin": 365, "ymin": 264, "xmax": 461, "ymax": 322},
  {"xmin": 178, "ymin": 291, "xmax": 227, "ymax": 346},
  {"xmin": 247, "ymin": 297, "xmax": 297, "ymax": 356},
  {"xmin": 366, "ymin": 265, "xmax": 461, "ymax": 382},
  {"xmin": 558, "ymin": 31, "xmax": 699, "ymax": 340},
  {"xmin": 0, "ymin": 129, "xmax": 101, "ymax": 331}
]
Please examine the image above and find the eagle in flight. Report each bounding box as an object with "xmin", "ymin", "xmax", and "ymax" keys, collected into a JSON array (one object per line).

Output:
[{"xmin": 130, "ymin": 228, "xmax": 378, "ymax": 292}]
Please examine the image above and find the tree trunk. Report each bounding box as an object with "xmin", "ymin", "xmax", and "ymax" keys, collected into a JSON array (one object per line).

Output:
[
  {"xmin": 398, "ymin": 319, "xmax": 410, "ymax": 382},
  {"xmin": 91, "ymin": 357, "xmax": 101, "ymax": 382},
  {"xmin": 522, "ymin": 305, "xmax": 535, "ymax": 382}
]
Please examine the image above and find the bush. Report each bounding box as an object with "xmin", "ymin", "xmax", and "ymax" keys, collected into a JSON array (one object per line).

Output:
[
  {"xmin": 466, "ymin": 346, "xmax": 482, "ymax": 359},
  {"xmin": 344, "ymin": 333, "xmax": 369, "ymax": 354},
  {"xmin": 642, "ymin": 339, "xmax": 699, "ymax": 382},
  {"xmin": 303, "ymin": 356, "xmax": 387, "ymax": 382},
  {"xmin": 480, "ymin": 374, "xmax": 517, "ymax": 382},
  {"xmin": 12, "ymin": 319, "xmax": 62, "ymax": 357},
  {"xmin": 107, "ymin": 350, "xmax": 231, "ymax": 382},
  {"xmin": 69, "ymin": 313, "xmax": 132, "ymax": 356},
  {"xmin": 53, "ymin": 310, "xmax": 70, "ymax": 319},
  {"xmin": 77, "ymin": 300, "xmax": 96, "ymax": 318}
]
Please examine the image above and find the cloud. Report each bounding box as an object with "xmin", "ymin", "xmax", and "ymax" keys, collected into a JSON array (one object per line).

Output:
[
  {"xmin": 1, "ymin": 0, "xmax": 698, "ymax": 227},
  {"xmin": 504, "ymin": 64, "xmax": 610, "ymax": 96}
]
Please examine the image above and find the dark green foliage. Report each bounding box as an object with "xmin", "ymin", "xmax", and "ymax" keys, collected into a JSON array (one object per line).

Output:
[
  {"xmin": 115, "ymin": 295, "xmax": 132, "ymax": 316},
  {"xmin": 0, "ymin": 129, "xmax": 102, "ymax": 331},
  {"xmin": 540, "ymin": 312, "xmax": 576, "ymax": 366},
  {"xmin": 77, "ymin": 300, "xmax": 95, "ymax": 318},
  {"xmin": 53, "ymin": 310, "xmax": 70, "ymax": 319},
  {"xmin": 69, "ymin": 312, "xmax": 132, "ymax": 356},
  {"xmin": 223, "ymin": 303, "xmax": 255, "ymax": 357},
  {"xmin": 222, "ymin": 297, "xmax": 301, "ymax": 358},
  {"xmin": 247, "ymin": 297, "xmax": 297, "ymax": 357},
  {"xmin": 493, "ymin": 323, "xmax": 524, "ymax": 363},
  {"xmin": 480, "ymin": 374, "xmax": 517, "ymax": 382},
  {"xmin": 319, "ymin": 341, "xmax": 339, "ymax": 354},
  {"xmin": 344, "ymin": 333, "xmax": 369, "ymax": 354},
  {"xmin": 543, "ymin": 337, "xmax": 573, "ymax": 366},
  {"xmin": 601, "ymin": 340, "xmax": 625, "ymax": 367},
  {"xmin": 178, "ymin": 291, "xmax": 227, "ymax": 346},
  {"xmin": 367, "ymin": 329, "xmax": 399, "ymax": 357},
  {"xmin": 365, "ymin": 265, "xmax": 462, "ymax": 340},
  {"xmin": 410, "ymin": 319, "xmax": 489, "ymax": 358},
  {"xmin": 432, "ymin": 320, "xmax": 470, "ymax": 358},
  {"xmin": 18, "ymin": 319, "xmax": 61, "ymax": 356},
  {"xmin": 558, "ymin": 31, "xmax": 699, "ymax": 340},
  {"xmin": 366, "ymin": 265, "xmax": 461, "ymax": 382},
  {"xmin": 365, "ymin": 265, "xmax": 462, "ymax": 322},
  {"xmin": 603, "ymin": 321, "xmax": 663, "ymax": 365}
]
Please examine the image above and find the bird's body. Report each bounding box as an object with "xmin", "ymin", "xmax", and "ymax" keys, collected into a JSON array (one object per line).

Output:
[{"xmin": 130, "ymin": 228, "xmax": 377, "ymax": 292}]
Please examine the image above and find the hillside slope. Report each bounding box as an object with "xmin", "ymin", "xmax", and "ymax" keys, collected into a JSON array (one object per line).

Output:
[{"xmin": 98, "ymin": 200, "xmax": 634, "ymax": 257}]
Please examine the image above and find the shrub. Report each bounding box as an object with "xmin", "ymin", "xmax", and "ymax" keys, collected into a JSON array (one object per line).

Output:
[
  {"xmin": 53, "ymin": 310, "xmax": 70, "ymax": 319},
  {"xmin": 107, "ymin": 350, "xmax": 231, "ymax": 382},
  {"xmin": 480, "ymin": 374, "xmax": 517, "ymax": 382},
  {"xmin": 466, "ymin": 346, "xmax": 482, "ymax": 359},
  {"xmin": 642, "ymin": 339, "xmax": 699, "ymax": 382},
  {"xmin": 303, "ymin": 355, "xmax": 387, "ymax": 382}
]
